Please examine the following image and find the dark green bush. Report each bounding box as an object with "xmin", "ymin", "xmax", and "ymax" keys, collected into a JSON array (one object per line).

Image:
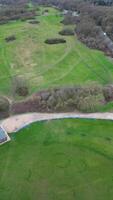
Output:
[
  {"xmin": 0, "ymin": 96, "xmax": 9, "ymax": 112},
  {"xmin": 45, "ymin": 38, "xmax": 66, "ymax": 44},
  {"xmin": 59, "ymin": 28, "xmax": 74, "ymax": 36},
  {"xmin": 12, "ymin": 76, "xmax": 29, "ymax": 97},
  {"xmin": 29, "ymin": 20, "xmax": 40, "ymax": 24},
  {"xmin": 5, "ymin": 35, "xmax": 16, "ymax": 42},
  {"xmin": 0, "ymin": 96, "xmax": 10, "ymax": 119}
]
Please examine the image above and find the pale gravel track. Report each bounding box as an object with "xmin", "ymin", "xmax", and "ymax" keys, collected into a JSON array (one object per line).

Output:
[{"xmin": 1, "ymin": 112, "xmax": 113, "ymax": 133}]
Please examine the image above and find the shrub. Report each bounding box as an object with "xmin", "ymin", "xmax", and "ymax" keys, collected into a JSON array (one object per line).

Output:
[
  {"xmin": 61, "ymin": 15, "xmax": 76, "ymax": 25},
  {"xmin": 44, "ymin": 9, "xmax": 49, "ymax": 12},
  {"xmin": 82, "ymin": 84, "xmax": 103, "ymax": 96},
  {"xmin": 21, "ymin": 16, "xmax": 35, "ymax": 21},
  {"xmin": 0, "ymin": 96, "xmax": 10, "ymax": 112},
  {"xmin": 76, "ymin": 95, "xmax": 103, "ymax": 112},
  {"xmin": 0, "ymin": 96, "xmax": 10, "ymax": 119},
  {"xmin": 103, "ymin": 85, "xmax": 113, "ymax": 102},
  {"xmin": 59, "ymin": 28, "xmax": 74, "ymax": 36},
  {"xmin": 29, "ymin": 20, "xmax": 40, "ymax": 24},
  {"xmin": 12, "ymin": 76, "xmax": 29, "ymax": 97},
  {"xmin": 5, "ymin": 35, "xmax": 16, "ymax": 42},
  {"xmin": 45, "ymin": 38, "xmax": 66, "ymax": 44},
  {"xmin": 47, "ymin": 95, "xmax": 57, "ymax": 108}
]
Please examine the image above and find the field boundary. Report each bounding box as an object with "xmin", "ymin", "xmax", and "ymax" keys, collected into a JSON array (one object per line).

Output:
[{"xmin": 1, "ymin": 112, "xmax": 113, "ymax": 134}]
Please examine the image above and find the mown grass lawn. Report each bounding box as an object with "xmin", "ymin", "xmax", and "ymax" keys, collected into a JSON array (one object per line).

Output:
[
  {"xmin": 0, "ymin": 7, "xmax": 113, "ymax": 97},
  {"xmin": 1, "ymin": 119, "xmax": 113, "ymax": 200}
]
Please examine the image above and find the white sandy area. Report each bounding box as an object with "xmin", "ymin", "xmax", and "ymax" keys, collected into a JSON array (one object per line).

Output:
[{"xmin": 1, "ymin": 112, "xmax": 113, "ymax": 133}]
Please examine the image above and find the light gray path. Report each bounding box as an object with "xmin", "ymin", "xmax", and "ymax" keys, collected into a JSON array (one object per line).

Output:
[{"xmin": 1, "ymin": 112, "xmax": 113, "ymax": 133}]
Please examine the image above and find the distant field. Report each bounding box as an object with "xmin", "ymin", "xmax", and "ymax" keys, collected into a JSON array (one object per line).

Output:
[
  {"xmin": 0, "ymin": 6, "xmax": 113, "ymax": 97},
  {"xmin": 1, "ymin": 119, "xmax": 113, "ymax": 199}
]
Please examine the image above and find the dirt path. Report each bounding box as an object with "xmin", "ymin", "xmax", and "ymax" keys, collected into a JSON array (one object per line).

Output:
[{"xmin": 1, "ymin": 112, "xmax": 113, "ymax": 133}]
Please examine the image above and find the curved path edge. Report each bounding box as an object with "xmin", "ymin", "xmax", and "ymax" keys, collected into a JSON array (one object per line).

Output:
[{"xmin": 1, "ymin": 112, "xmax": 113, "ymax": 133}]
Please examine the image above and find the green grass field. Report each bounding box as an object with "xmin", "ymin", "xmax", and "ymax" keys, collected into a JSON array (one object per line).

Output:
[
  {"xmin": 0, "ymin": 6, "xmax": 113, "ymax": 97},
  {"xmin": 1, "ymin": 6, "xmax": 113, "ymax": 200},
  {"xmin": 1, "ymin": 119, "xmax": 113, "ymax": 200}
]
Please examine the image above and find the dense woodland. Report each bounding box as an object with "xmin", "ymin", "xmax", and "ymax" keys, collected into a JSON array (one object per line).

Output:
[
  {"xmin": 0, "ymin": 5, "xmax": 37, "ymax": 24},
  {"xmin": 0, "ymin": 0, "xmax": 113, "ymax": 55}
]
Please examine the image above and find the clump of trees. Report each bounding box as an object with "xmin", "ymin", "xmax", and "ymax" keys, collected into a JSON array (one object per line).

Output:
[
  {"xmin": 59, "ymin": 28, "xmax": 74, "ymax": 36},
  {"xmin": 12, "ymin": 84, "xmax": 106, "ymax": 114},
  {"xmin": 76, "ymin": 16, "xmax": 100, "ymax": 38},
  {"xmin": 0, "ymin": 4, "xmax": 37, "ymax": 24},
  {"xmin": 12, "ymin": 76, "xmax": 29, "ymax": 97},
  {"xmin": 77, "ymin": 95, "xmax": 103, "ymax": 112},
  {"xmin": 45, "ymin": 38, "xmax": 66, "ymax": 44},
  {"xmin": 73, "ymin": 2, "xmax": 113, "ymax": 56},
  {"xmin": 0, "ymin": 0, "xmax": 28, "ymax": 5},
  {"xmin": 32, "ymin": 0, "xmax": 78, "ymax": 10},
  {"xmin": 75, "ymin": 15, "xmax": 102, "ymax": 50},
  {"xmin": 61, "ymin": 14, "xmax": 77, "ymax": 25}
]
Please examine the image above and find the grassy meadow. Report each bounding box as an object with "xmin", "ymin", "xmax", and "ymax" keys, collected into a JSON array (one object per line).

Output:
[
  {"xmin": 0, "ymin": 6, "xmax": 113, "ymax": 96},
  {"xmin": 1, "ymin": 6, "xmax": 113, "ymax": 200},
  {"xmin": 1, "ymin": 119, "xmax": 113, "ymax": 200}
]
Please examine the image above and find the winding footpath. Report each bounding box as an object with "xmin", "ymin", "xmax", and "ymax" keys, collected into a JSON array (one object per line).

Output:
[{"xmin": 1, "ymin": 112, "xmax": 113, "ymax": 133}]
